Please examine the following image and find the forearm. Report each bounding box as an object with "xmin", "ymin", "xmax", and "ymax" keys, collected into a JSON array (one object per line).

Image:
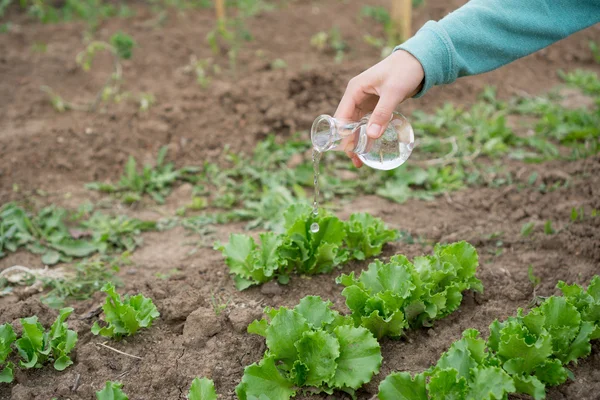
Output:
[{"xmin": 397, "ymin": 0, "xmax": 600, "ymax": 97}]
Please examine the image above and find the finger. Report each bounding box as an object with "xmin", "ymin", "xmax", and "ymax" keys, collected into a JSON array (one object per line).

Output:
[
  {"xmin": 366, "ymin": 90, "xmax": 404, "ymax": 139},
  {"xmin": 350, "ymin": 153, "xmax": 363, "ymax": 168},
  {"xmin": 334, "ymin": 79, "xmax": 368, "ymax": 121}
]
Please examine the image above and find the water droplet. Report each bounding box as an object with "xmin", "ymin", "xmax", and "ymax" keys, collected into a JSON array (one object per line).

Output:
[{"xmin": 310, "ymin": 222, "xmax": 320, "ymax": 233}]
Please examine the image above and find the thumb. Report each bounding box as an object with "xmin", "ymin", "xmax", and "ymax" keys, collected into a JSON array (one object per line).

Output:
[{"xmin": 366, "ymin": 92, "xmax": 403, "ymax": 139}]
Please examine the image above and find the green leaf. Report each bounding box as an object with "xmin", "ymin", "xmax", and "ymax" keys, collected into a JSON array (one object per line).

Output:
[
  {"xmin": 247, "ymin": 319, "xmax": 269, "ymax": 337},
  {"xmin": 540, "ymin": 296, "xmax": 581, "ymax": 359},
  {"xmin": 437, "ymin": 347, "xmax": 476, "ymax": 380},
  {"xmin": 0, "ymin": 323, "xmax": 16, "ymax": 363},
  {"xmin": 96, "ymin": 381, "xmax": 129, "ymax": 400},
  {"xmin": 521, "ymin": 222, "xmax": 535, "ymax": 237},
  {"xmin": 378, "ymin": 372, "xmax": 427, "ymax": 400},
  {"xmin": 466, "ymin": 366, "xmax": 515, "ymax": 400},
  {"xmin": 497, "ymin": 323, "xmax": 553, "ymax": 374},
  {"xmin": 42, "ymin": 250, "xmax": 61, "ymax": 265},
  {"xmin": 360, "ymin": 309, "xmax": 406, "ymax": 339},
  {"xmin": 534, "ymin": 359, "xmax": 569, "ymax": 386},
  {"xmin": 563, "ymin": 320, "xmax": 594, "ymax": 364},
  {"xmin": 19, "ymin": 316, "xmax": 44, "ymax": 351},
  {"xmin": 329, "ymin": 325, "xmax": 382, "ymax": 390},
  {"xmin": 293, "ymin": 296, "xmax": 337, "ymax": 329},
  {"xmin": 427, "ymin": 368, "xmax": 468, "ymax": 400},
  {"xmin": 344, "ymin": 213, "xmax": 397, "ymax": 260},
  {"xmin": 0, "ymin": 362, "xmax": 13, "ymax": 383},
  {"xmin": 187, "ymin": 377, "xmax": 217, "ymax": 400},
  {"xmin": 50, "ymin": 240, "xmax": 97, "ymax": 257},
  {"xmin": 295, "ymin": 330, "xmax": 339, "ymax": 387},
  {"xmin": 513, "ymin": 375, "xmax": 546, "ymax": 400},
  {"xmin": 265, "ymin": 308, "xmax": 310, "ymax": 369},
  {"xmin": 54, "ymin": 355, "xmax": 73, "ymax": 371},
  {"xmin": 236, "ymin": 356, "xmax": 295, "ymax": 400}
]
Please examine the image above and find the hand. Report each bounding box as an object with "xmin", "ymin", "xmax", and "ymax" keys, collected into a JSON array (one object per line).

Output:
[{"xmin": 334, "ymin": 50, "xmax": 424, "ymax": 167}]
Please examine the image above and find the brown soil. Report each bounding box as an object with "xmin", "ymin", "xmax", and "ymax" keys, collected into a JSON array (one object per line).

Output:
[{"xmin": 1, "ymin": 1, "xmax": 599, "ymax": 399}]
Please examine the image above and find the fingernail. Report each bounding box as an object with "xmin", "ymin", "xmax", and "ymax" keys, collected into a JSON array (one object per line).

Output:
[{"xmin": 367, "ymin": 123, "xmax": 381, "ymax": 138}]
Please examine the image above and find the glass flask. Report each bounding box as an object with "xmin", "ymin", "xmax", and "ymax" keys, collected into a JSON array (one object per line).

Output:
[{"xmin": 311, "ymin": 112, "xmax": 415, "ymax": 170}]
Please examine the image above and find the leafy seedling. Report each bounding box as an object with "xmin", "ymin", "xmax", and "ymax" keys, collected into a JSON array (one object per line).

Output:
[
  {"xmin": 15, "ymin": 308, "xmax": 77, "ymax": 371},
  {"xmin": 0, "ymin": 324, "xmax": 16, "ymax": 383},
  {"xmin": 239, "ymin": 296, "xmax": 382, "ymax": 398},
  {"xmin": 338, "ymin": 241, "xmax": 482, "ymax": 339},
  {"xmin": 96, "ymin": 381, "xmax": 128, "ymax": 400},
  {"xmin": 521, "ymin": 222, "xmax": 535, "ymax": 238},
  {"xmin": 188, "ymin": 377, "xmax": 217, "ymax": 400},
  {"xmin": 92, "ymin": 283, "xmax": 159, "ymax": 339},
  {"xmin": 210, "ymin": 291, "xmax": 231, "ymax": 316},
  {"xmin": 216, "ymin": 204, "xmax": 397, "ymax": 290},
  {"xmin": 543, "ymin": 220, "xmax": 555, "ymax": 235},
  {"xmin": 41, "ymin": 32, "xmax": 137, "ymax": 112},
  {"xmin": 40, "ymin": 259, "xmax": 121, "ymax": 309},
  {"xmin": 590, "ymin": 41, "xmax": 600, "ymax": 64},
  {"xmin": 87, "ymin": 146, "xmax": 200, "ymax": 204}
]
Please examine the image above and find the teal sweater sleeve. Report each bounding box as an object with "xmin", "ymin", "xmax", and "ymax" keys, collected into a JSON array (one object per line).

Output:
[{"xmin": 396, "ymin": 0, "xmax": 600, "ymax": 97}]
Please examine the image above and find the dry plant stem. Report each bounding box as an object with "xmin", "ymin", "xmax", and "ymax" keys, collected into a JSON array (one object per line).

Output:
[
  {"xmin": 71, "ymin": 373, "xmax": 81, "ymax": 392},
  {"xmin": 96, "ymin": 341, "xmax": 143, "ymax": 360},
  {"xmin": 0, "ymin": 265, "xmax": 37, "ymax": 277}
]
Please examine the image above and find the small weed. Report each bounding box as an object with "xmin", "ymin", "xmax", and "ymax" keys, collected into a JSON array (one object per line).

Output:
[
  {"xmin": 528, "ymin": 265, "xmax": 541, "ymax": 288},
  {"xmin": 87, "ymin": 146, "xmax": 200, "ymax": 204},
  {"xmin": 40, "ymin": 259, "xmax": 122, "ymax": 308},
  {"xmin": 155, "ymin": 268, "xmax": 180, "ymax": 280},
  {"xmin": 543, "ymin": 220, "xmax": 555, "ymax": 235},
  {"xmin": 41, "ymin": 32, "xmax": 136, "ymax": 112},
  {"xmin": 521, "ymin": 221, "xmax": 535, "ymax": 237},
  {"xmin": 182, "ymin": 55, "xmax": 220, "ymax": 88},
  {"xmin": 589, "ymin": 41, "xmax": 600, "ymax": 64},
  {"xmin": 31, "ymin": 42, "xmax": 47, "ymax": 52},
  {"xmin": 310, "ymin": 27, "xmax": 347, "ymax": 63},
  {"xmin": 270, "ymin": 58, "xmax": 287, "ymax": 70},
  {"xmin": 571, "ymin": 206, "xmax": 584, "ymax": 222},
  {"xmin": 0, "ymin": 203, "xmax": 156, "ymax": 264},
  {"xmin": 210, "ymin": 291, "xmax": 231, "ymax": 316},
  {"xmin": 138, "ymin": 92, "xmax": 156, "ymax": 111},
  {"xmin": 206, "ymin": 18, "xmax": 252, "ymax": 74}
]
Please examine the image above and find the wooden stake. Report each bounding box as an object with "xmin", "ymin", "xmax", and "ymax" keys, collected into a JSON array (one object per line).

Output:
[
  {"xmin": 391, "ymin": 0, "xmax": 412, "ymax": 42},
  {"xmin": 215, "ymin": 0, "xmax": 226, "ymax": 23}
]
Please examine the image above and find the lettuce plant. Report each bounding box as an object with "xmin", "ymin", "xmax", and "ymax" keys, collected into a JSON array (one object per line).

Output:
[
  {"xmin": 188, "ymin": 377, "xmax": 217, "ymax": 400},
  {"xmin": 96, "ymin": 381, "xmax": 128, "ymax": 400},
  {"xmin": 0, "ymin": 324, "xmax": 16, "ymax": 383},
  {"xmin": 216, "ymin": 205, "xmax": 398, "ymax": 290},
  {"xmin": 378, "ymin": 276, "xmax": 600, "ymax": 400},
  {"xmin": 237, "ymin": 296, "xmax": 382, "ymax": 399},
  {"xmin": 92, "ymin": 283, "xmax": 159, "ymax": 339},
  {"xmin": 337, "ymin": 241, "xmax": 483, "ymax": 339},
  {"xmin": 15, "ymin": 307, "xmax": 77, "ymax": 371}
]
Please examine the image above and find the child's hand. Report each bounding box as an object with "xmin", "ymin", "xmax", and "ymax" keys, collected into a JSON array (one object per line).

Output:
[{"xmin": 334, "ymin": 50, "xmax": 424, "ymax": 167}]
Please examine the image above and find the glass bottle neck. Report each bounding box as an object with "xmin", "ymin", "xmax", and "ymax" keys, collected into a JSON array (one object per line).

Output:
[{"xmin": 311, "ymin": 114, "xmax": 364, "ymax": 154}]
